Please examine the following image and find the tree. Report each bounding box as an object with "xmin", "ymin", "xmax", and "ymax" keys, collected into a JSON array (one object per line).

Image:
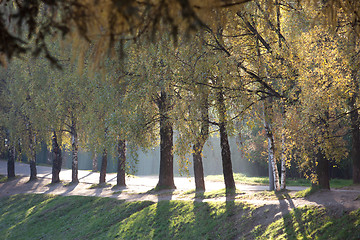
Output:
[
  {"xmin": 123, "ymin": 35, "xmax": 179, "ymax": 190},
  {"xmin": 285, "ymin": 25, "xmax": 351, "ymax": 189},
  {"xmin": 1, "ymin": 56, "xmax": 49, "ymax": 181},
  {"xmin": 3, "ymin": 0, "xmax": 359, "ymax": 69},
  {"xmin": 335, "ymin": 4, "xmax": 360, "ymax": 184}
]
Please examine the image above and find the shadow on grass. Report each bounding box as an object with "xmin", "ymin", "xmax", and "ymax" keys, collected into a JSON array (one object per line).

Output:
[
  {"xmin": 88, "ymin": 183, "xmax": 112, "ymax": 189},
  {"xmin": 145, "ymin": 187, "xmax": 176, "ymax": 200},
  {"xmin": 154, "ymin": 199, "xmax": 173, "ymax": 238},
  {"xmin": 276, "ymin": 190, "xmax": 307, "ymax": 240},
  {"xmin": 195, "ymin": 190, "xmax": 205, "ymax": 200},
  {"xmin": 111, "ymin": 185, "xmax": 127, "ymax": 196},
  {"xmin": 0, "ymin": 176, "xmax": 22, "ymax": 197},
  {"xmin": 62, "ymin": 182, "xmax": 79, "ymax": 195},
  {"xmin": 0, "ymin": 175, "xmax": 21, "ymax": 183}
]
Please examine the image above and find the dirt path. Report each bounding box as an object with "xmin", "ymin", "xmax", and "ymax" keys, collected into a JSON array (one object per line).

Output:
[{"xmin": 1, "ymin": 160, "xmax": 360, "ymax": 215}]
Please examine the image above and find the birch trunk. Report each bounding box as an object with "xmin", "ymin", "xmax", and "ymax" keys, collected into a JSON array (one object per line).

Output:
[
  {"xmin": 263, "ymin": 99, "xmax": 280, "ymax": 191},
  {"xmin": 280, "ymin": 104, "xmax": 286, "ymax": 190},
  {"xmin": 276, "ymin": 0, "xmax": 286, "ymax": 190},
  {"xmin": 280, "ymin": 129, "xmax": 286, "ymax": 190}
]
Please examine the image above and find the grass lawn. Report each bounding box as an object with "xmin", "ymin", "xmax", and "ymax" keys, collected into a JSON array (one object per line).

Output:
[
  {"xmin": 0, "ymin": 194, "xmax": 359, "ymax": 240},
  {"xmin": 205, "ymin": 173, "xmax": 353, "ymax": 188}
]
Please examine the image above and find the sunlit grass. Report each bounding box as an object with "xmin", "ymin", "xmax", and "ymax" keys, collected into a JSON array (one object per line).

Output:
[
  {"xmin": 256, "ymin": 206, "xmax": 360, "ymax": 240},
  {"xmin": 88, "ymin": 183, "xmax": 112, "ymax": 189},
  {"xmin": 206, "ymin": 173, "xmax": 353, "ymax": 188},
  {"xmin": 206, "ymin": 173, "xmax": 269, "ymax": 185},
  {"xmin": 180, "ymin": 188, "xmax": 245, "ymax": 199},
  {"xmin": 294, "ymin": 187, "xmax": 319, "ymax": 198}
]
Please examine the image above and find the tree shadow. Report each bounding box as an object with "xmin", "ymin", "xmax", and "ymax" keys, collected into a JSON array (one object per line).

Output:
[
  {"xmin": 38, "ymin": 173, "xmax": 52, "ymax": 179},
  {"xmin": 195, "ymin": 190, "xmax": 205, "ymax": 201},
  {"xmin": 62, "ymin": 182, "xmax": 78, "ymax": 195},
  {"xmin": 111, "ymin": 185, "xmax": 127, "ymax": 196},
  {"xmin": 152, "ymin": 190, "xmax": 174, "ymax": 238},
  {"xmin": 26, "ymin": 177, "xmax": 46, "ymax": 190},
  {"xmin": 144, "ymin": 187, "xmax": 175, "ymax": 201},
  {"xmin": 276, "ymin": 191, "xmax": 308, "ymax": 239},
  {"xmin": 78, "ymin": 172, "xmax": 96, "ymax": 181},
  {"xmin": 192, "ymin": 201, "xmax": 213, "ymax": 238},
  {"xmin": 0, "ymin": 176, "xmax": 22, "ymax": 197},
  {"xmin": 107, "ymin": 175, "xmax": 117, "ymax": 183}
]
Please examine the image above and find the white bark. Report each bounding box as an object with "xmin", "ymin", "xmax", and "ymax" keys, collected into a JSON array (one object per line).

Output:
[
  {"xmin": 280, "ymin": 129, "xmax": 286, "ymax": 190},
  {"xmin": 264, "ymin": 100, "xmax": 280, "ymax": 191},
  {"xmin": 280, "ymin": 104, "xmax": 286, "ymax": 190}
]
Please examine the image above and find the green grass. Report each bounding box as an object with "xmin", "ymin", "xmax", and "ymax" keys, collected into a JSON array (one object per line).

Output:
[
  {"xmin": 0, "ymin": 175, "xmax": 8, "ymax": 183},
  {"xmin": 206, "ymin": 173, "xmax": 270, "ymax": 185},
  {"xmin": 206, "ymin": 173, "xmax": 353, "ymax": 188},
  {"xmin": 294, "ymin": 186, "xmax": 321, "ymax": 198},
  {"xmin": 0, "ymin": 194, "xmax": 359, "ymax": 239},
  {"xmin": 88, "ymin": 183, "xmax": 112, "ymax": 189},
  {"xmin": 255, "ymin": 206, "xmax": 360, "ymax": 240},
  {"xmin": 330, "ymin": 179, "xmax": 353, "ymax": 188},
  {"xmin": 0, "ymin": 194, "xmax": 252, "ymax": 240},
  {"xmin": 181, "ymin": 188, "xmax": 245, "ymax": 199},
  {"xmin": 248, "ymin": 189, "xmax": 294, "ymax": 200}
]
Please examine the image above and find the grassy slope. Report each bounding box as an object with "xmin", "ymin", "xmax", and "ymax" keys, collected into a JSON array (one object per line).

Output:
[{"xmin": 0, "ymin": 194, "xmax": 359, "ymax": 240}]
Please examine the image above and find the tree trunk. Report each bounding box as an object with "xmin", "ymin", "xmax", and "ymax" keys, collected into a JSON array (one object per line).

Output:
[
  {"xmin": 7, "ymin": 145, "xmax": 15, "ymax": 179},
  {"xmin": 156, "ymin": 89, "xmax": 176, "ymax": 189},
  {"xmin": 71, "ymin": 115, "xmax": 79, "ymax": 183},
  {"xmin": 280, "ymin": 130, "xmax": 286, "ymax": 190},
  {"xmin": 280, "ymin": 104, "xmax": 286, "ymax": 190},
  {"xmin": 192, "ymin": 94, "xmax": 209, "ymax": 191},
  {"xmin": 315, "ymin": 149, "xmax": 330, "ymax": 189},
  {"xmin": 29, "ymin": 133, "xmax": 37, "ymax": 181},
  {"xmin": 51, "ymin": 131, "xmax": 62, "ymax": 184},
  {"xmin": 350, "ymin": 70, "xmax": 360, "ymax": 184},
  {"xmin": 351, "ymin": 105, "xmax": 360, "ymax": 184},
  {"xmin": 268, "ymin": 155, "xmax": 274, "ymax": 191},
  {"xmin": 117, "ymin": 139, "xmax": 126, "ymax": 187},
  {"xmin": 276, "ymin": 0, "xmax": 286, "ymax": 190},
  {"xmin": 193, "ymin": 144, "xmax": 205, "ymax": 191},
  {"xmin": 315, "ymin": 111, "xmax": 331, "ymax": 190},
  {"xmin": 92, "ymin": 152, "xmax": 98, "ymax": 172},
  {"xmin": 264, "ymin": 99, "xmax": 280, "ymax": 191},
  {"xmin": 265, "ymin": 125, "xmax": 280, "ymax": 191},
  {"xmin": 99, "ymin": 148, "xmax": 107, "ymax": 184},
  {"xmin": 216, "ymin": 88, "xmax": 236, "ymax": 193}
]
